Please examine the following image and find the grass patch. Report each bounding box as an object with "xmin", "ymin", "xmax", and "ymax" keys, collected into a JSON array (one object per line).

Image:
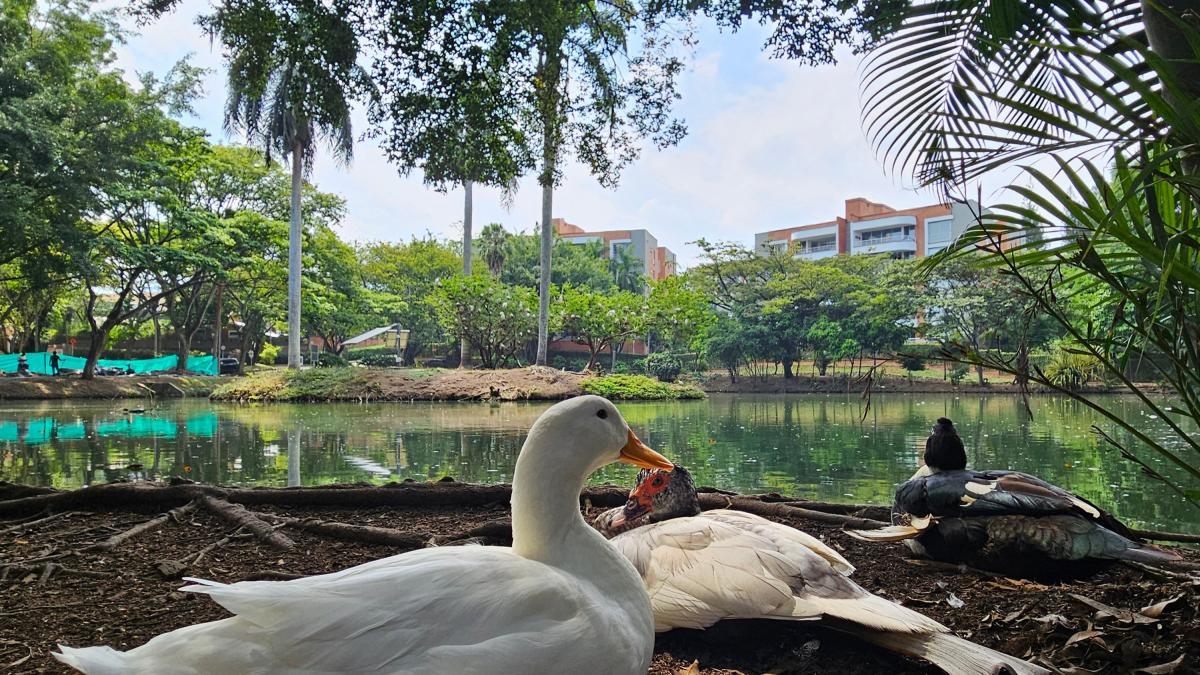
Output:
[
  {"xmin": 212, "ymin": 367, "xmax": 366, "ymax": 401},
  {"xmin": 582, "ymin": 374, "xmax": 706, "ymax": 400}
]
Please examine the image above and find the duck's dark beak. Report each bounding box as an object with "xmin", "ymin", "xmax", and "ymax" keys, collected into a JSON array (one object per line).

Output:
[
  {"xmin": 620, "ymin": 494, "xmax": 652, "ymax": 525},
  {"xmin": 618, "ymin": 429, "xmax": 672, "ymax": 470}
]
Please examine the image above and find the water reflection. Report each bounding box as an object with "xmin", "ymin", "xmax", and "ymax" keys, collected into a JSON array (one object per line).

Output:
[{"xmin": 0, "ymin": 395, "xmax": 1195, "ymax": 534}]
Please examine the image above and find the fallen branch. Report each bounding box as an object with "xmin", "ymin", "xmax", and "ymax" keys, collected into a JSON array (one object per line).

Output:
[
  {"xmin": 87, "ymin": 501, "xmax": 199, "ymax": 552},
  {"xmin": 198, "ymin": 496, "xmax": 294, "ymax": 550},
  {"xmin": 239, "ymin": 570, "xmax": 306, "ymax": 581},
  {"xmin": 0, "ymin": 562, "xmax": 111, "ymax": 584},
  {"xmin": 0, "ymin": 510, "xmax": 82, "ymax": 535},
  {"xmin": 902, "ymin": 558, "xmax": 1008, "ymax": 579}
]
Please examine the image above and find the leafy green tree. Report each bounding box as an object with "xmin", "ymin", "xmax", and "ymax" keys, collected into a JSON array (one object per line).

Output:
[
  {"xmin": 805, "ymin": 316, "xmax": 859, "ymax": 376},
  {"xmin": 647, "ymin": 275, "xmax": 716, "ymax": 353},
  {"xmin": 358, "ymin": 238, "xmax": 461, "ymax": 364},
  {"xmin": 558, "ymin": 286, "xmax": 648, "ymax": 371},
  {"xmin": 303, "ymin": 225, "xmax": 395, "ymax": 355},
  {"xmin": 433, "ymin": 275, "xmax": 539, "ymax": 369},
  {"xmin": 199, "ymin": 1, "xmax": 368, "ymax": 368}
]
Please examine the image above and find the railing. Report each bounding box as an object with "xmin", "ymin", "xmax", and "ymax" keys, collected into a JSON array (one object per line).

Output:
[
  {"xmin": 795, "ymin": 241, "xmax": 837, "ymax": 254},
  {"xmin": 855, "ymin": 232, "xmax": 915, "ymax": 246}
]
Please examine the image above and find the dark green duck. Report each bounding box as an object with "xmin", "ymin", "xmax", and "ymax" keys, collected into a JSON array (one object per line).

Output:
[{"xmin": 850, "ymin": 418, "xmax": 1180, "ymax": 577}]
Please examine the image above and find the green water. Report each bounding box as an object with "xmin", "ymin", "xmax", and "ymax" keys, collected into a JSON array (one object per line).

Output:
[{"xmin": 0, "ymin": 394, "xmax": 1195, "ymax": 534}]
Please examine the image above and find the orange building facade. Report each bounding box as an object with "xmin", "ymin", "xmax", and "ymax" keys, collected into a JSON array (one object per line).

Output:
[
  {"xmin": 754, "ymin": 197, "xmax": 982, "ymax": 260},
  {"xmin": 552, "ymin": 218, "xmax": 677, "ymax": 280}
]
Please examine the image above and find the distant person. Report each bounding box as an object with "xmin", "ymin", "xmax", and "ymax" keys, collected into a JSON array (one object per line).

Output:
[
  {"xmin": 50, "ymin": 349, "xmax": 60, "ymax": 375},
  {"xmin": 125, "ymin": 364, "xmax": 135, "ymax": 376},
  {"xmin": 16, "ymin": 352, "xmax": 30, "ymax": 377}
]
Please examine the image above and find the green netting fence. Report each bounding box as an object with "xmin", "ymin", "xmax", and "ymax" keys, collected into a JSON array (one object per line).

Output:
[{"xmin": 0, "ymin": 352, "xmax": 216, "ymax": 376}]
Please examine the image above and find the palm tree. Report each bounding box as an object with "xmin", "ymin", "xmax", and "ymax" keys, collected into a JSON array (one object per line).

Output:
[
  {"xmin": 208, "ymin": 5, "xmax": 363, "ymax": 369},
  {"xmin": 477, "ymin": 223, "xmax": 510, "ymax": 277},
  {"xmin": 460, "ymin": 180, "xmax": 473, "ymax": 368},
  {"xmin": 861, "ymin": 0, "xmax": 1200, "ymax": 501},
  {"xmin": 610, "ymin": 245, "xmax": 646, "ymax": 294}
]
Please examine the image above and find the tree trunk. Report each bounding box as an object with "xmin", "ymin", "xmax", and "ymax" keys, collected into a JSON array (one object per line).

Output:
[
  {"xmin": 782, "ymin": 358, "xmax": 794, "ymax": 379},
  {"xmin": 460, "ymin": 181, "xmax": 473, "ymax": 368},
  {"xmin": 212, "ymin": 283, "xmax": 223, "ymax": 364},
  {"xmin": 176, "ymin": 334, "xmax": 191, "ymax": 374},
  {"xmin": 977, "ymin": 364, "xmax": 985, "ymax": 385},
  {"xmin": 81, "ymin": 332, "xmax": 105, "ymax": 380},
  {"xmin": 287, "ymin": 140, "xmax": 304, "ymax": 370},
  {"xmin": 536, "ymin": 180, "xmax": 553, "ymax": 366}
]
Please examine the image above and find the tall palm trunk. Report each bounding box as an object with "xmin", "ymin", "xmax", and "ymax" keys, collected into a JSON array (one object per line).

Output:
[
  {"xmin": 287, "ymin": 140, "xmax": 303, "ymax": 369},
  {"xmin": 534, "ymin": 42, "xmax": 562, "ymax": 368},
  {"xmin": 536, "ymin": 178, "xmax": 553, "ymax": 366},
  {"xmin": 460, "ymin": 180, "xmax": 473, "ymax": 368}
]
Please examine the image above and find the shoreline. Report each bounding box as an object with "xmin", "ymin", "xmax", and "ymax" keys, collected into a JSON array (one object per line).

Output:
[{"xmin": 0, "ymin": 367, "xmax": 1152, "ymax": 402}]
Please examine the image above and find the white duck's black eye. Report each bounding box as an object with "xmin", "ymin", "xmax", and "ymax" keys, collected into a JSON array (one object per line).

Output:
[{"xmin": 596, "ymin": 409, "xmax": 608, "ymax": 419}]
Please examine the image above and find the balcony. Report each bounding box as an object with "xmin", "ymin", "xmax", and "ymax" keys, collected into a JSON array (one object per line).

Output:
[
  {"xmin": 852, "ymin": 231, "xmax": 917, "ymax": 255},
  {"xmin": 792, "ymin": 239, "xmax": 838, "ymax": 259}
]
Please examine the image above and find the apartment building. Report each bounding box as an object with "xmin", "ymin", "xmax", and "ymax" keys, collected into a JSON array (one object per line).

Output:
[
  {"xmin": 753, "ymin": 197, "xmax": 981, "ymax": 260},
  {"xmin": 552, "ymin": 218, "xmax": 677, "ymax": 280}
]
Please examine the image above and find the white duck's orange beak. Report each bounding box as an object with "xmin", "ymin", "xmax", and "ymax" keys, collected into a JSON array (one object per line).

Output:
[{"xmin": 618, "ymin": 428, "xmax": 673, "ymax": 470}]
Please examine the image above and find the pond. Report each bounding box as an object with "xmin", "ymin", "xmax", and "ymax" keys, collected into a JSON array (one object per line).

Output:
[{"xmin": 0, "ymin": 394, "xmax": 1195, "ymax": 534}]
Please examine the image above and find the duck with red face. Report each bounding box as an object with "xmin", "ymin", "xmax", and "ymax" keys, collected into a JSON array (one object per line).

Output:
[
  {"xmin": 590, "ymin": 463, "xmax": 1049, "ymax": 674},
  {"xmin": 595, "ymin": 467, "xmax": 700, "ymax": 535}
]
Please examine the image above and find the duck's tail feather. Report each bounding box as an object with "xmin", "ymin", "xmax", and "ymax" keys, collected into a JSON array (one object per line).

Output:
[
  {"xmin": 838, "ymin": 627, "xmax": 1050, "ymax": 675},
  {"xmin": 845, "ymin": 525, "xmax": 920, "ymax": 542},
  {"xmin": 1112, "ymin": 542, "xmax": 1183, "ymax": 563},
  {"xmin": 797, "ymin": 592, "xmax": 947, "ymax": 634},
  {"xmin": 53, "ymin": 645, "xmax": 130, "ymax": 675}
]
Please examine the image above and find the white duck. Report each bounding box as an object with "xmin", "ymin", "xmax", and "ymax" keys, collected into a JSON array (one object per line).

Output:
[
  {"xmin": 594, "ymin": 467, "xmax": 1049, "ymax": 675},
  {"xmin": 55, "ymin": 395, "xmax": 673, "ymax": 675}
]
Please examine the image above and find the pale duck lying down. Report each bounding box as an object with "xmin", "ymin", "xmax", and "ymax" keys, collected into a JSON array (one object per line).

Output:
[{"xmin": 55, "ymin": 395, "xmax": 673, "ymax": 675}]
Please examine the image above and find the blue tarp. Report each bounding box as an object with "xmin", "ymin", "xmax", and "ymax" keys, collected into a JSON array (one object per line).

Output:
[{"xmin": 0, "ymin": 352, "xmax": 216, "ymax": 376}]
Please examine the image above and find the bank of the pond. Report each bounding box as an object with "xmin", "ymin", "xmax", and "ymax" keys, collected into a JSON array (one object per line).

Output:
[
  {"xmin": 699, "ymin": 373, "xmax": 1150, "ymax": 395},
  {"xmin": 210, "ymin": 366, "xmax": 705, "ymax": 402},
  {"xmin": 0, "ymin": 482, "xmax": 1194, "ymax": 674},
  {"xmin": 0, "ymin": 375, "xmax": 216, "ymax": 400}
]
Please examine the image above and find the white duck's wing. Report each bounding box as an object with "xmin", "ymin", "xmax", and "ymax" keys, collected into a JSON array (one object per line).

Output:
[
  {"xmin": 612, "ymin": 515, "xmax": 945, "ymax": 635},
  {"xmin": 62, "ymin": 547, "xmax": 605, "ymax": 675},
  {"xmin": 700, "ymin": 509, "xmax": 855, "ymax": 574}
]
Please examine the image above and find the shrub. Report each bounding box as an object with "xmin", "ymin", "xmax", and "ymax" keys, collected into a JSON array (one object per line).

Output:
[
  {"xmin": 898, "ymin": 354, "xmax": 926, "ymax": 372},
  {"xmin": 358, "ymin": 353, "xmax": 400, "ymax": 367},
  {"xmin": 316, "ymin": 352, "xmax": 348, "ymax": 368},
  {"xmin": 643, "ymin": 352, "xmax": 682, "ymax": 382},
  {"xmin": 948, "ymin": 363, "xmax": 969, "ymax": 385},
  {"xmin": 1042, "ymin": 342, "xmax": 1103, "ymax": 390},
  {"xmin": 258, "ymin": 342, "xmax": 279, "ymax": 365},
  {"xmin": 581, "ymin": 374, "xmax": 705, "ymax": 400}
]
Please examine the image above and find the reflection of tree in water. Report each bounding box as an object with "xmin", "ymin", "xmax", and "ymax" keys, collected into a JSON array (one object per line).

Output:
[{"xmin": 0, "ymin": 395, "xmax": 1195, "ymax": 533}]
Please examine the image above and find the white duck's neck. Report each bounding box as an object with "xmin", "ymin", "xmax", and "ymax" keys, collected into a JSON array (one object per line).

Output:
[{"xmin": 510, "ymin": 438, "xmax": 608, "ymax": 566}]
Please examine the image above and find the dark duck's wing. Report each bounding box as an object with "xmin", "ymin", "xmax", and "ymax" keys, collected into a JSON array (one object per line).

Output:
[{"xmin": 851, "ymin": 469, "xmax": 1180, "ymax": 564}]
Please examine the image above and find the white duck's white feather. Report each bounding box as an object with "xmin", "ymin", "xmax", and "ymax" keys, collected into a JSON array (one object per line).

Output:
[
  {"xmin": 611, "ymin": 509, "xmax": 945, "ymax": 635},
  {"xmin": 55, "ymin": 396, "xmax": 657, "ymax": 675}
]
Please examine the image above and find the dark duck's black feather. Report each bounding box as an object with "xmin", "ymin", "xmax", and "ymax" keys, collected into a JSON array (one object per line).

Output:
[{"xmin": 874, "ymin": 417, "xmax": 1180, "ymax": 578}]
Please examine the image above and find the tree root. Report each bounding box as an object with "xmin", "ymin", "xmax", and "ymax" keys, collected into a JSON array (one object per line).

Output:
[
  {"xmin": 429, "ymin": 519, "xmax": 515, "ymax": 546},
  {"xmin": 697, "ymin": 494, "xmax": 890, "ymax": 529},
  {"xmin": 197, "ymin": 496, "xmax": 294, "ymax": 550},
  {"xmin": 87, "ymin": 500, "xmax": 199, "ymax": 552},
  {"xmin": 0, "ymin": 482, "xmax": 631, "ymax": 518},
  {"xmin": 278, "ymin": 518, "xmax": 428, "ymax": 549}
]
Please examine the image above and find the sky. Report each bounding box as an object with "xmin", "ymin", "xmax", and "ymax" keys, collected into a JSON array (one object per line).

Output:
[{"xmin": 111, "ymin": 3, "xmax": 986, "ymax": 269}]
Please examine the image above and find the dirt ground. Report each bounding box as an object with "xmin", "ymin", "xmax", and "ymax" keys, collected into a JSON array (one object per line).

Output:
[
  {"xmin": 0, "ymin": 483, "xmax": 1195, "ymax": 674},
  {"xmin": 0, "ymin": 375, "xmax": 216, "ymax": 401}
]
